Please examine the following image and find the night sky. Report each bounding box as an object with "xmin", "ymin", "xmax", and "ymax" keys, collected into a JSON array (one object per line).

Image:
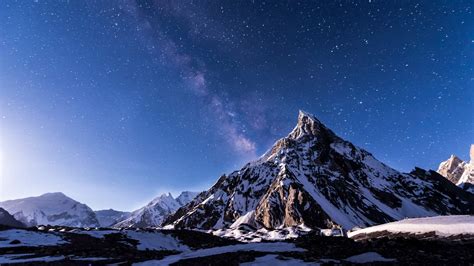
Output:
[{"xmin": 1, "ymin": 1, "xmax": 473, "ymax": 211}]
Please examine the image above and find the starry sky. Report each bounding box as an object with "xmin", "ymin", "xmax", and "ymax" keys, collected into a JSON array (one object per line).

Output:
[{"xmin": 1, "ymin": 1, "xmax": 473, "ymax": 211}]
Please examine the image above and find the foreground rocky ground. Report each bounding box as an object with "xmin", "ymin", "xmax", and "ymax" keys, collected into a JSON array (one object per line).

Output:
[{"xmin": 0, "ymin": 224, "xmax": 473, "ymax": 265}]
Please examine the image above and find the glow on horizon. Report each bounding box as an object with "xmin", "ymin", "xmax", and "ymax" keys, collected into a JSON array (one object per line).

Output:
[{"xmin": 0, "ymin": 115, "xmax": 210, "ymax": 211}]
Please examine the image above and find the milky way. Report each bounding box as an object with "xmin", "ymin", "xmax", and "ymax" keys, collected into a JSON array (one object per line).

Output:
[{"xmin": 0, "ymin": 1, "xmax": 472, "ymax": 210}]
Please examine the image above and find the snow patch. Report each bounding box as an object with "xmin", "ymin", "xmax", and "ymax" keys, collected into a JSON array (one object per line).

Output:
[
  {"xmin": 0, "ymin": 254, "xmax": 65, "ymax": 264},
  {"xmin": 124, "ymin": 231, "xmax": 190, "ymax": 251},
  {"xmin": 0, "ymin": 229, "xmax": 67, "ymax": 248},
  {"xmin": 134, "ymin": 242, "xmax": 306, "ymax": 265},
  {"xmin": 348, "ymin": 215, "xmax": 474, "ymax": 238}
]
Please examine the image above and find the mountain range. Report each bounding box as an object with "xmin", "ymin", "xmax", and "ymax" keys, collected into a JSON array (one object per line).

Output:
[
  {"xmin": 113, "ymin": 191, "xmax": 198, "ymax": 228},
  {"xmin": 437, "ymin": 145, "xmax": 474, "ymax": 194},
  {"xmin": 164, "ymin": 111, "xmax": 474, "ymax": 230},
  {"xmin": 1, "ymin": 112, "xmax": 472, "ymax": 231},
  {"xmin": 0, "ymin": 191, "xmax": 199, "ymax": 228}
]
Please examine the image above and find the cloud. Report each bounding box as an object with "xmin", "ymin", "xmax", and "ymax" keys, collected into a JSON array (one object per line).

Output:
[{"xmin": 120, "ymin": 0, "xmax": 256, "ymax": 156}]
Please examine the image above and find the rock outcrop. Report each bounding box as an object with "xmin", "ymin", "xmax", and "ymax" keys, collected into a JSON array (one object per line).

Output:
[
  {"xmin": 0, "ymin": 207, "xmax": 25, "ymax": 228},
  {"xmin": 437, "ymin": 145, "xmax": 474, "ymax": 194},
  {"xmin": 437, "ymin": 155, "xmax": 466, "ymax": 183}
]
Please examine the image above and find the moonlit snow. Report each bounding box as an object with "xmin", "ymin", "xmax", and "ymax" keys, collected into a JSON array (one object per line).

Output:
[
  {"xmin": 0, "ymin": 229, "xmax": 67, "ymax": 248},
  {"xmin": 134, "ymin": 242, "xmax": 306, "ymax": 265}
]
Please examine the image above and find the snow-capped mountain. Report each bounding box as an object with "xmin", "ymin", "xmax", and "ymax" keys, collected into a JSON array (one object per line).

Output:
[
  {"xmin": 437, "ymin": 145, "xmax": 474, "ymax": 194},
  {"xmin": 94, "ymin": 209, "xmax": 131, "ymax": 227},
  {"xmin": 176, "ymin": 191, "xmax": 199, "ymax": 206},
  {"xmin": 114, "ymin": 191, "xmax": 198, "ymax": 228},
  {"xmin": 0, "ymin": 207, "xmax": 25, "ymax": 228},
  {"xmin": 164, "ymin": 111, "xmax": 474, "ymax": 230},
  {"xmin": 0, "ymin": 192, "xmax": 100, "ymax": 227}
]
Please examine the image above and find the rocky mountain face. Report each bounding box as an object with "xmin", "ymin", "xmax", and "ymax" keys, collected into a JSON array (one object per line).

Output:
[
  {"xmin": 0, "ymin": 207, "xmax": 25, "ymax": 228},
  {"xmin": 114, "ymin": 191, "xmax": 198, "ymax": 228},
  {"xmin": 437, "ymin": 155, "xmax": 467, "ymax": 183},
  {"xmin": 94, "ymin": 209, "xmax": 131, "ymax": 227},
  {"xmin": 164, "ymin": 111, "xmax": 474, "ymax": 230},
  {"xmin": 437, "ymin": 145, "xmax": 474, "ymax": 194},
  {"xmin": 0, "ymin": 192, "xmax": 100, "ymax": 227}
]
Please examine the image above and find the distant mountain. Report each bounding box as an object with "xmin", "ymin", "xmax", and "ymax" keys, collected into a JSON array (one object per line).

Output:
[
  {"xmin": 176, "ymin": 191, "xmax": 199, "ymax": 206},
  {"xmin": 164, "ymin": 111, "xmax": 474, "ymax": 230},
  {"xmin": 0, "ymin": 207, "xmax": 25, "ymax": 228},
  {"xmin": 0, "ymin": 192, "xmax": 100, "ymax": 227},
  {"xmin": 114, "ymin": 191, "xmax": 199, "ymax": 228},
  {"xmin": 94, "ymin": 209, "xmax": 131, "ymax": 227},
  {"xmin": 437, "ymin": 145, "xmax": 474, "ymax": 194}
]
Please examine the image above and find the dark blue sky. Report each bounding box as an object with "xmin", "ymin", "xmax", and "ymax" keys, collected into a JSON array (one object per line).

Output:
[{"xmin": 1, "ymin": 1, "xmax": 473, "ymax": 211}]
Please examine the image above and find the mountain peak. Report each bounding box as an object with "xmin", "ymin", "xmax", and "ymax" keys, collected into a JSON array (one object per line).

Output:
[
  {"xmin": 42, "ymin": 192, "xmax": 66, "ymax": 197},
  {"xmin": 0, "ymin": 193, "xmax": 99, "ymax": 227},
  {"xmin": 438, "ymin": 145, "xmax": 474, "ymax": 194},
  {"xmin": 39, "ymin": 192, "xmax": 70, "ymax": 200},
  {"xmin": 148, "ymin": 193, "xmax": 175, "ymax": 206},
  {"xmin": 159, "ymin": 192, "xmax": 173, "ymax": 198},
  {"xmin": 297, "ymin": 110, "xmax": 320, "ymax": 123},
  {"xmin": 113, "ymin": 191, "xmax": 199, "ymax": 228},
  {"xmin": 289, "ymin": 110, "xmax": 325, "ymax": 139},
  {"xmin": 448, "ymin": 154, "xmax": 463, "ymax": 163},
  {"xmin": 437, "ymin": 154, "xmax": 467, "ymax": 184}
]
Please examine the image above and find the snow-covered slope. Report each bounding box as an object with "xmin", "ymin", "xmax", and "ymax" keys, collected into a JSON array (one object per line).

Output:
[
  {"xmin": 94, "ymin": 209, "xmax": 131, "ymax": 227},
  {"xmin": 348, "ymin": 215, "xmax": 474, "ymax": 238},
  {"xmin": 437, "ymin": 144, "xmax": 474, "ymax": 194},
  {"xmin": 0, "ymin": 208, "xmax": 25, "ymax": 228},
  {"xmin": 164, "ymin": 111, "xmax": 474, "ymax": 230},
  {"xmin": 114, "ymin": 192, "xmax": 198, "ymax": 228},
  {"xmin": 0, "ymin": 193, "xmax": 99, "ymax": 227},
  {"xmin": 0, "ymin": 229, "xmax": 68, "ymax": 248}
]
